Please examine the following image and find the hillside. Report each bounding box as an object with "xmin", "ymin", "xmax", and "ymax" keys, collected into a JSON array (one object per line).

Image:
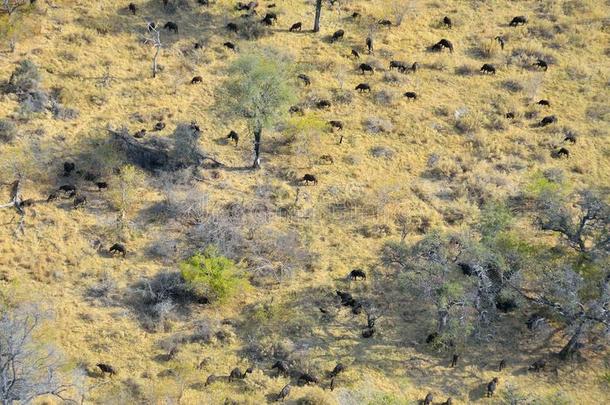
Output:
[{"xmin": 0, "ymin": 0, "xmax": 609, "ymax": 404}]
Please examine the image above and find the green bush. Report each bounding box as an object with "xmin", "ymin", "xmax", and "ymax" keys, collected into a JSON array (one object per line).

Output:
[{"xmin": 180, "ymin": 246, "xmax": 249, "ymax": 303}]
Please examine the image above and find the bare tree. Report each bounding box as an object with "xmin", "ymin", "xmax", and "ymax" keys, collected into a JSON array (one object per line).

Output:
[
  {"xmin": 0, "ymin": 178, "xmax": 26, "ymax": 236},
  {"xmin": 0, "ymin": 305, "xmax": 70, "ymax": 404},
  {"xmin": 1, "ymin": 0, "xmax": 29, "ymax": 16},
  {"xmin": 144, "ymin": 23, "xmax": 162, "ymax": 78},
  {"xmin": 535, "ymin": 190, "xmax": 609, "ymax": 254}
]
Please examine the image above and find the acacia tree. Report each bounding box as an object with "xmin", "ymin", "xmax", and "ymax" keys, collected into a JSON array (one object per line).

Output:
[
  {"xmin": 513, "ymin": 189, "xmax": 610, "ymax": 359},
  {"xmin": 381, "ymin": 231, "xmax": 479, "ymax": 347},
  {"xmin": 216, "ymin": 49, "xmax": 295, "ymax": 169}
]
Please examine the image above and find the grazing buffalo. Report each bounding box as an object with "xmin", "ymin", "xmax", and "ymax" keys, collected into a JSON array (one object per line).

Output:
[
  {"xmin": 59, "ymin": 184, "xmax": 76, "ymax": 193},
  {"xmin": 529, "ymin": 359, "xmax": 546, "ymax": 372},
  {"xmin": 539, "ymin": 115, "xmax": 557, "ymax": 126},
  {"xmin": 533, "ymin": 59, "xmax": 548, "ymax": 71},
  {"xmin": 109, "ymin": 243, "xmax": 126, "ymax": 257},
  {"xmin": 450, "ymin": 353, "xmax": 459, "ymax": 368},
  {"xmin": 378, "ymin": 19, "xmax": 392, "ymax": 28},
  {"xmin": 537, "ymin": 99, "xmax": 550, "ymax": 107},
  {"xmin": 486, "ymin": 377, "xmax": 499, "ymax": 397},
  {"xmin": 289, "ymin": 22, "xmax": 302, "ymax": 32},
  {"xmin": 297, "ymin": 372, "xmax": 318, "ymax": 385},
  {"xmin": 366, "ymin": 37, "xmax": 373, "ymax": 53},
  {"xmin": 424, "ymin": 393, "xmax": 434, "ymax": 405},
  {"xmin": 271, "ymin": 360, "xmax": 289, "ymax": 376},
  {"xmin": 205, "ymin": 375, "xmax": 219, "ymax": 386},
  {"xmin": 134, "ymin": 129, "xmax": 146, "ymax": 138},
  {"xmin": 97, "ymin": 363, "xmax": 117, "ymax": 376},
  {"xmin": 224, "ymin": 42, "xmax": 237, "ymax": 51},
  {"xmin": 564, "ymin": 131, "xmax": 577, "ymax": 143},
  {"xmin": 63, "ymin": 161, "xmax": 75, "ymax": 176},
  {"xmin": 229, "ymin": 367, "xmax": 252, "ymax": 382},
  {"xmin": 355, "ymin": 83, "xmax": 370, "ymax": 92},
  {"xmin": 349, "ymin": 269, "xmax": 366, "ymax": 280},
  {"xmin": 297, "ymin": 73, "xmax": 310, "ymax": 86},
  {"xmin": 556, "ymin": 147, "xmax": 569, "ymax": 158},
  {"xmin": 226, "ymin": 22, "xmax": 238, "ymax": 32},
  {"xmin": 443, "ymin": 16, "xmax": 452, "ymax": 28},
  {"xmin": 499, "ymin": 359, "xmax": 506, "ymax": 371},
  {"xmin": 191, "ymin": 76, "xmax": 203, "ymax": 84},
  {"xmin": 328, "ymin": 120, "xmax": 343, "ymax": 131},
  {"xmin": 95, "ymin": 181, "xmax": 108, "ymax": 191},
  {"xmin": 316, "ymin": 99, "xmax": 331, "ymax": 109},
  {"xmin": 301, "ymin": 174, "xmax": 317, "ymax": 185},
  {"xmin": 351, "ymin": 49, "xmax": 360, "ymax": 59},
  {"xmin": 261, "ymin": 12, "xmax": 277, "ymax": 25},
  {"xmin": 164, "ymin": 21, "xmax": 178, "ymax": 33},
  {"xmin": 329, "ymin": 363, "xmax": 345, "ymax": 378},
  {"xmin": 389, "ymin": 60, "xmax": 406, "ymax": 71},
  {"xmin": 331, "ymin": 29, "xmax": 345, "ymax": 43},
  {"xmin": 153, "ymin": 121, "xmax": 165, "ymax": 131},
  {"xmin": 506, "ymin": 112, "xmax": 515, "ymax": 119},
  {"xmin": 289, "ymin": 105, "xmax": 303, "ymax": 114},
  {"xmin": 359, "ymin": 63, "xmax": 374, "ymax": 74},
  {"xmin": 128, "ymin": 3, "xmax": 137, "ymax": 15},
  {"xmin": 227, "ymin": 130, "xmax": 239, "ymax": 146},
  {"xmin": 404, "ymin": 91, "xmax": 417, "ymax": 100},
  {"xmin": 481, "ymin": 64, "xmax": 496, "ymax": 74},
  {"xmin": 509, "ymin": 16, "xmax": 528, "ymax": 26}
]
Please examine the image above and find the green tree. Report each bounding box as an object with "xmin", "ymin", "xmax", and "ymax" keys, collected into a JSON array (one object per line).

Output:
[
  {"xmin": 180, "ymin": 246, "xmax": 249, "ymax": 303},
  {"xmin": 216, "ymin": 49, "xmax": 296, "ymax": 169}
]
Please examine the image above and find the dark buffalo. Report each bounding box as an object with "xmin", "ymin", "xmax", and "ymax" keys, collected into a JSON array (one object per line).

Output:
[
  {"xmin": 509, "ymin": 16, "xmax": 527, "ymax": 26},
  {"xmin": 164, "ymin": 21, "xmax": 178, "ymax": 33},
  {"xmin": 355, "ymin": 83, "xmax": 370, "ymax": 92},
  {"xmin": 481, "ymin": 64, "xmax": 496, "ymax": 74}
]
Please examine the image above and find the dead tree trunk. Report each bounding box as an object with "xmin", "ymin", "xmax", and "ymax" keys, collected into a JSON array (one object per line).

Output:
[
  {"xmin": 558, "ymin": 321, "xmax": 585, "ymax": 360},
  {"xmin": 313, "ymin": 0, "xmax": 322, "ymax": 32},
  {"xmin": 144, "ymin": 25, "xmax": 162, "ymax": 79},
  {"xmin": 252, "ymin": 127, "xmax": 262, "ymax": 169},
  {"xmin": 0, "ymin": 178, "xmax": 26, "ymax": 236}
]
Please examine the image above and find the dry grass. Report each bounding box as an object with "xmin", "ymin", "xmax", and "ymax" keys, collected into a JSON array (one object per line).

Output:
[{"xmin": 0, "ymin": 0, "xmax": 609, "ymax": 403}]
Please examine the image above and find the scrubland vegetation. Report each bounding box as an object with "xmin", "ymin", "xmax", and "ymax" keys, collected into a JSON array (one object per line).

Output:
[{"xmin": 0, "ymin": 0, "xmax": 609, "ymax": 403}]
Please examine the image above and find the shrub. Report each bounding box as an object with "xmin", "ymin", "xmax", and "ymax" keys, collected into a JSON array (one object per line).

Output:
[
  {"xmin": 370, "ymin": 145, "xmax": 395, "ymax": 159},
  {"xmin": 7, "ymin": 59, "xmax": 40, "ymax": 94},
  {"xmin": 0, "ymin": 119, "xmax": 17, "ymax": 143},
  {"xmin": 454, "ymin": 107, "xmax": 482, "ymax": 134},
  {"xmin": 238, "ymin": 18, "xmax": 270, "ymax": 40},
  {"xmin": 374, "ymin": 89, "xmax": 395, "ymax": 106},
  {"xmin": 180, "ymin": 245, "xmax": 249, "ymax": 303},
  {"xmin": 17, "ymin": 89, "xmax": 48, "ymax": 115},
  {"xmin": 363, "ymin": 117, "xmax": 393, "ymax": 134}
]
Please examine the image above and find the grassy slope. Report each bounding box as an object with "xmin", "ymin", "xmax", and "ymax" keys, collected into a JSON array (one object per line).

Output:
[{"xmin": 0, "ymin": 0, "xmax": 609, "ymax": 403}]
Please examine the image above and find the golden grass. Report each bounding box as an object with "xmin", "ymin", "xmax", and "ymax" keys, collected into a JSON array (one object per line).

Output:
[{"xmin": 0, "ymin": 0, "xmax": 609, "ymax": 403}]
